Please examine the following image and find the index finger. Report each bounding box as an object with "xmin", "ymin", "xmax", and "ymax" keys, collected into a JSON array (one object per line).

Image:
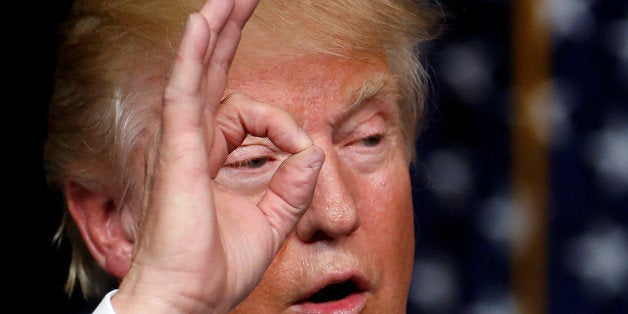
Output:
[
  {"xmin": 196, "ymin": 0, "xmax": 259, "ymax": 55},
  {"xmin": 230, "ymin": 0, "xmax": 261, "ymax": 27},
  {"xmin": 199, "ymin": 0, "xmax": 260, "ymax": 107},
  {"xmin": 216, "ymin": 93, "xmax": 314, "ymax": 154}
]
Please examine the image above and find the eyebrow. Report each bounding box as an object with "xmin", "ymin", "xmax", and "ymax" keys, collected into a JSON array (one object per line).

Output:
[{"xmin": 335, "ymin": 73, "xmax": 400, "ymax": 124}]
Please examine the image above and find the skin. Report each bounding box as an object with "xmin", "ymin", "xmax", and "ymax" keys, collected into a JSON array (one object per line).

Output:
[
  {"xmin": 65, "ymin": 0, "xmax": 415, "ymax": 312},
  {"xmin": 226, "ymin": 55, "xmax": 416, "ymax": 313}
]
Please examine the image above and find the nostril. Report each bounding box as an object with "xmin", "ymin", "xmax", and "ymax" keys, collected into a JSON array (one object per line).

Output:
[{"xmin": 306, "ymin": 230, "xmax": 334, "ymax": 243}]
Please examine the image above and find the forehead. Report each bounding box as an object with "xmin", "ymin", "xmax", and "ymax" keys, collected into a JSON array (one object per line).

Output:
[{"xmin": 225, "ymin": 54, "xmax": 393, "ymax": 122}]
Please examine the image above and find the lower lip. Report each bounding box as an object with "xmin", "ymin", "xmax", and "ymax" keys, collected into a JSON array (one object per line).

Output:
[{"xmin": 290, "ymin": 292, "xmax": 366, "ymax": 314}]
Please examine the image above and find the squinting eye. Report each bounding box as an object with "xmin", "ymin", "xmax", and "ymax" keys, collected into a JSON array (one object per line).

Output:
[
  {"xmin": 225, "ymin": 156, "xmax": 270, "ymax": 169},
  {"xmin": 361, "ymin": 134, "xmax": 384, "ymax": 147}
]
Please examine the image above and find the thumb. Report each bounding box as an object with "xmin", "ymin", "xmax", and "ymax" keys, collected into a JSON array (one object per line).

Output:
[{"xmin": 257, "ymin": 145, "xmax": 325, "ymax": 251}]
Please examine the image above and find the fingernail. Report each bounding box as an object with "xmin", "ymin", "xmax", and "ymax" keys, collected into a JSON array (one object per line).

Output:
[
  {"xmin": 185, "ymin": 13, "xmax": 197, "ymax": 32},
  {"xmin": 306, "ymin": 146, "xmax": 325, "ymax": 170}
]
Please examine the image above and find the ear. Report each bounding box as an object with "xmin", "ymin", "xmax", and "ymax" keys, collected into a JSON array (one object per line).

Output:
[{"xmin": 64, "ymin": 181, "xmax": 134, "ymax": 280}]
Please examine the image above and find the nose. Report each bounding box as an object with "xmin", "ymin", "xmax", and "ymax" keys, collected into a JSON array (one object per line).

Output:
[{"xmin": 295, "ymin": 145, "xmax": 361, "ymax": 242}]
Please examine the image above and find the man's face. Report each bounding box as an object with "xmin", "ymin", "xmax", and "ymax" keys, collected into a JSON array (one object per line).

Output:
[{"xmin": 218, "ymin": 52, "xmax": 416, "ymax": 313}]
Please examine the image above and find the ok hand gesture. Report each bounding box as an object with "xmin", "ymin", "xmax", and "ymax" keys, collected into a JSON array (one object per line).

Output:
[{"xmin": 112, "ymin": 1, "xmax": 324, "ymax": 312}]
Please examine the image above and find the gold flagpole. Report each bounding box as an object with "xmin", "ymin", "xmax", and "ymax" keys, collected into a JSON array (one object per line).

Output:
[{"xmin": 511, "ymin": 0, "xmax": 550, "ymax": 313}]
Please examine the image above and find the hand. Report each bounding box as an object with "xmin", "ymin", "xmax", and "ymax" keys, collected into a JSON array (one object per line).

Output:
[{"xmin": 111, "ymin": 1, "xmax": 324, "ymax": 312}]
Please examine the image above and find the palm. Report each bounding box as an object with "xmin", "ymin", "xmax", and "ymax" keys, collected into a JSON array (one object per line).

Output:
[{"xmin": 112, "ymin": 0, "xmax": 323, "ymax": 312}]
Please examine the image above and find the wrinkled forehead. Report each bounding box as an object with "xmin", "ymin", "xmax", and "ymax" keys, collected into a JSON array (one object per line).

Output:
[
  {"xmin": 225, "ymin": 52, "xmax": 398, "ymax": 123},
  {"xmin": 228, "ymin": 52, "xmax": 388, "ymax": 98}
]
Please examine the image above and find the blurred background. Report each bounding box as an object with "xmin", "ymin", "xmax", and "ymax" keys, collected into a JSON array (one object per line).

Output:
[
  {"xmin": 408, "ymin": 0, "xmax": 627, "ymax": 313},
  {"xmin": 23, "ymin": 0, "xmax": 626, "ymax": 313}
]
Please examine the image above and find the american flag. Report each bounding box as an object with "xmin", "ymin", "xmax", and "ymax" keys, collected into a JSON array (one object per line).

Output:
[{"xmin": 408, "ymin": 0, "xmax": 628, "ymax": 313}]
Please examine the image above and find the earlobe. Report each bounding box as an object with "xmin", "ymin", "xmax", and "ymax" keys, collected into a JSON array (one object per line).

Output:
[{"xmin": 64, "ymin": 181, "xmax": 134, "ymax": 279}]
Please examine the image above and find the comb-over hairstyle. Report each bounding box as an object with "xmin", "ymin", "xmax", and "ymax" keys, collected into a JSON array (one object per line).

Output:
[{"xmin": 45, "ymin": 0, "xmax": 442, "ymax": 300}]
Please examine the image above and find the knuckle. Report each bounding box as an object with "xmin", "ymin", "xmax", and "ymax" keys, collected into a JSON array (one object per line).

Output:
[
  {"xmin": 163, "ymin": 85, "xmax": 198, "ymax": 105},
  {"xmin": 221, "ymin": 92, "xmax": 248, "ymax": 105}
]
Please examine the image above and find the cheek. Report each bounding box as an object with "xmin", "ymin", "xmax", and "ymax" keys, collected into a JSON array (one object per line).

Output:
[
  {"xmin": 363, "ymin": 167, "xmax": 414, "ymax": 238},
  {"xmin": 359, "ymin": 157, "xmax": 414, "ymax": 229},
  {"xmin": 357, "ymin": 160, "xmax": 415, "ymax": 289},
  {"xmin": 359, "ymin": 162, "xmax": 414, "ymax": 260}
]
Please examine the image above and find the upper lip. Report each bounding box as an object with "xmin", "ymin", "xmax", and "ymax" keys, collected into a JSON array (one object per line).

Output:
[{"xmin": 294, "ymin": 270, "xmax": 370, "ymax": 304}]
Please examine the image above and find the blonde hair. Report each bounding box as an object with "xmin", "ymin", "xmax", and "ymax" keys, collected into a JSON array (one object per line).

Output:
[{"xmin": 45, "ymin": 0, "xmax": 442, "ymax": 301}]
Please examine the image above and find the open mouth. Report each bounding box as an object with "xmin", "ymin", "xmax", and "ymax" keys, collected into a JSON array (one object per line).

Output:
[{"xmin": 300, "ymin": 280, "xmax": 361, "ymax": 304}]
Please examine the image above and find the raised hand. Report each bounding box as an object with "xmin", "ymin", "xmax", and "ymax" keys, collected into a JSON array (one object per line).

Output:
[{"xmin": 111, "ymin": 1, "xmax": 324, "ymax": 312}]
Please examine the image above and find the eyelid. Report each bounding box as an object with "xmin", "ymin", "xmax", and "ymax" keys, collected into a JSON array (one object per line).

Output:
[
  {"xmin": 336, "ymin": 87, "xmax": 398, "ymax": 127},
  {"xmin": 216, "ymin": 143, "xmax": 283, "ymax": 197},
  {"xmin": 345, "ymin": 132, "xmax": 385, "ymax": 146},
  {"xmin": 337, "ymin": 112, "xmax": 389, "ymax": 145},
  {"xmin": 225, "ymin": 144, "xmax": 270, "ymax": 164},
  {"xmin": 332, "ymin": 101, "xmax": 395, "ymax": 144},
  {"xmin": 224, "ymin": 156, "xmax": 272, "ymax": 168},
  {"xmin": 223, "ymin": 142, "xmax": 288, "ymax": 167}
]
